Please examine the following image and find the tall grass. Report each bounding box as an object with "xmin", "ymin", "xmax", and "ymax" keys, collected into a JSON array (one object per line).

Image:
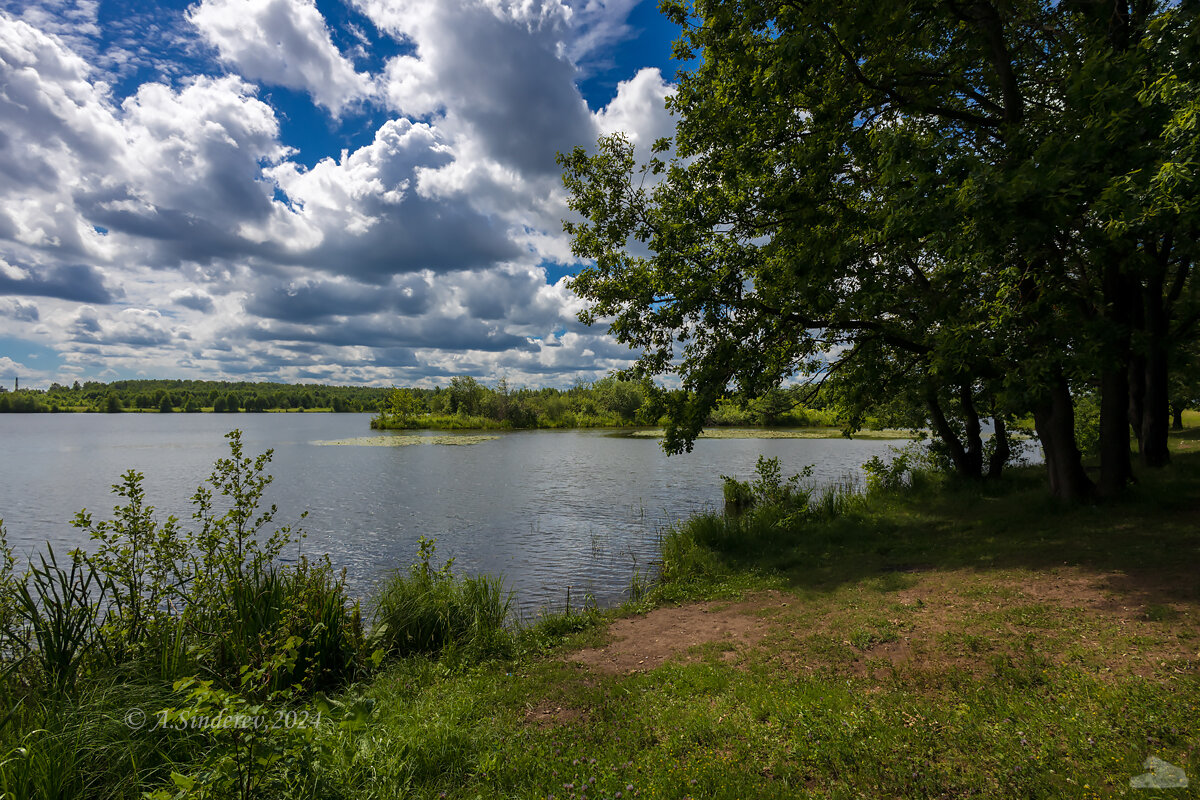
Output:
[
  {"xmin": 0, "ymin": 431, "xmax": 367, "ymax": 798},
  {"xmin": 372, "ymin": 538, "xmax": 513, "ymax": 661},
  {"xmin": 214, "ymin": 558, "xmax": 364, "ymax": 694},
  {"xmin": 662, "ymin": 459, "xmax": 869, "ymax": 584},
  {"xmin": 5, "ymin": 546, "xmax": 106, "ymax": 696}
]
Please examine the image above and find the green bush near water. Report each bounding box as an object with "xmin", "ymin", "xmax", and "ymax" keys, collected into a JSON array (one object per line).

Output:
[
  {"xmin": 0, "ymin": 431, "xmax": 366, "ymax": 799},
  {"xmin": 372, "ymin": 537, "xmax": 514, "ymax": 661},
  {"xmin": 667, "ymin": 457, "xmax": 869, "ymax": 582}
]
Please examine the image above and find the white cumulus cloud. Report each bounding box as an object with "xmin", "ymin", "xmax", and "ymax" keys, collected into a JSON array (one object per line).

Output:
[{"xmin": 187, "ymin": 0, "xmax": 374, "ymax": 114}]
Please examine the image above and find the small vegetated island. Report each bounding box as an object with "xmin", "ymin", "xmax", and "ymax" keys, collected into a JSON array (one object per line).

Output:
[{"xmin": 368, "ymin": 376, "xmax": 895, "ymax": 433}]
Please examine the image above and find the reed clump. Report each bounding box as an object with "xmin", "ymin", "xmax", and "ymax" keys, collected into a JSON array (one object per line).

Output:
[{"xmin": 372, "ymin": 537, "xmax": 513, "ymax": 661}]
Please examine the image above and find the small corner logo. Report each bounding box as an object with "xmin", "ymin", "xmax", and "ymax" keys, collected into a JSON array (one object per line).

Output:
[{"xmin": 1130, "ymin": 756, "xmax": 1188, "ymax": 790}]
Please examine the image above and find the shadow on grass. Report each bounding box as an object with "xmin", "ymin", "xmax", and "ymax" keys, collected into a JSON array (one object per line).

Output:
[{"xmin": 676, "ymin": 446, "xmax": 1200, "ymax": 608}]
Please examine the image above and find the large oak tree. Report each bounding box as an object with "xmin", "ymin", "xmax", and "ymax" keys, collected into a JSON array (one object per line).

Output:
[{"xmin": 560, "ymin": 0, "xmax": 1198, "ymax": 500}]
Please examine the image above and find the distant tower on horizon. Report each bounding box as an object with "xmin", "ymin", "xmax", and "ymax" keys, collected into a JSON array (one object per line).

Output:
[{"xmin": 13, "ymin": 377, "xmax": 17, "ymax": 392}]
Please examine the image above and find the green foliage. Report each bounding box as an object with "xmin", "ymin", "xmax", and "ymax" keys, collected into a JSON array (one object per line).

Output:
[
  {"xmin": 807, "ymin": 477, "xmax": 868, "ymax": 520},
  {"xmin": 372, "ymin": 377, "xmax": 655, "ymax": 430},
  {"xmin": 720, "ymin": 475, "xmax": 754, "ymax": 514},
  {"xmin": 0, "ymin": 431, "xmax": 372, "ymax": 799},
  {"xmin": 863, "ymin": 450, "xmax": 912, "ymax": 494},
  {"xmin": 9, "ymin": 379, "xmax": 391, "ymax": 414},
  {"xmin": 71, "ymin": 471, "xmax": 188, "ymax": 657},
  {"xmin": 379, "ymin": 388, "xmax": 421, "ymax": 426},
  {"xmin": 0, "ymin": 679, "xmax": 179, "ymax": 800},
  {"xmin": 720, "ymin": 456, "xmax": 812, "ymax": 515},
  {"xmin": 750, "ymin": 456, "xmax": 811, "ymax": 508},
  {"xmin": 212, "ymin": 559, "xmax": 363, "ymax": 695},
  {"xmin": 0, "ymin": 522, "xmax": 19, "ymax": 650},
  {"xmin": 190, "ymin": 431, "xmax": 301, "ymax": 584},
  {"xmin": 1073, "ymin": 391, "xmax": 1102, "ymax": 459},
  {"xmin": 146, "ymin": 672, "xmax": 325, "ymax": 800},
  {"xmin": 373, "ymin": 537, "xmax": 513, "ymax": 660},
  {"xmin": 5, "ymin": 547, "xmax": 106, "ymax": 696},
  {"xmin": 0, "ymin": 392, "xmax": 49, "ymax": 413},
  {"xmin": 559, "ymin": 0, "xmax": 1200, "ymax": 499}
]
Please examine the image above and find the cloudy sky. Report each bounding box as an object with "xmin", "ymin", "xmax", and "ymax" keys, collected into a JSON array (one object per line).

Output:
[{"xmin": 0, "ymin": 0, "xmax": 680, "ymax": 387}]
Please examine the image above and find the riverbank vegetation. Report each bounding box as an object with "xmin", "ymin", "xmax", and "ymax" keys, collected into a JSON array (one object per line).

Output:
[
  {"xmin": 369, "ymin": 378, "xmax": 847, "ymax": 431},
  {"xmin": 1, "ymin": 378, "xmax": 855, "ymax": 435},
  {"xmin": 1, "ymin": 427, "xmax": 1196, "ymax": 798}
]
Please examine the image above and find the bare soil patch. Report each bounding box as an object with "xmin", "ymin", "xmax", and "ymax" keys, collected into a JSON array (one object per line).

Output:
[
  {"xmin": 569, "ymin": 570, "xmax": 1200, "ymax": 682},
  {"xmin": 523, "ymin": 699, "xmax": 589, "ymax": 728},
  {"xmin": 569, "ymin": 592, "xmax": 786, "ymax": 674}
]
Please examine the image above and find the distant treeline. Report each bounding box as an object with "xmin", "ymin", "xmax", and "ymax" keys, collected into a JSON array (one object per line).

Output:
[
  {"xmin": 0, "ymin": 376, "xmax": 898, "ymax": 431},
  {"xmin": 0, "ymin": 379, "xmax": 390, "ymax": 414}
]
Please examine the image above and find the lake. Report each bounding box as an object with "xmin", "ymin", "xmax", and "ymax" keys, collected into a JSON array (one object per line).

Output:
[{"xmin": 0, "ymin": 413, "xmax": 908, "ymax": 611}]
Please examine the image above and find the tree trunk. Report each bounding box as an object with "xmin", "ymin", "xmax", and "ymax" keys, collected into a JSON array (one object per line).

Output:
[
  {"xmin": 988, "ymin": 415, "xmax": 1010, "ymax": 479},
  {"xmin": 1172, "ymin": 404, "xmax": 1184, "ymax": 431},
  {"xmin": 1099, "ymin": 260, "xmax": 1134, "ymax": 496},
  {"xmin": 1141, "ymin": 278, "xmax": 1171, "ymax": 467},
  {"xmin": 959, "ymin": 384, "xmax": 985, "ymax": 479},
  {"xmin": 926, "ymin": 389, "xmax": 982, "ymax": 480},
  {"xmin": 1033, "ymin": 373, "xmax": 1094, "ymax": 502},
  {"xmin": 1128, "ymin": 291, "xmax": 1146, "ymax": 451},
  {"xmin": 1141, "ymin": 346, "xmax": 1171, "ymax": 466},
  {"xmin": 1098, "ymin": 363, "xmax": 1134, "ymax": 496}
]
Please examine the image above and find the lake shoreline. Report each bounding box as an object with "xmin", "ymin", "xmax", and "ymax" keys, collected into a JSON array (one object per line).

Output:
[
  {"xmin": 0, "ymin": 414, "xmax": 905, "ymax": 610},
  {"xmin": 11, "ymin": 428, "xmax": 1195, "ymax": 797}
]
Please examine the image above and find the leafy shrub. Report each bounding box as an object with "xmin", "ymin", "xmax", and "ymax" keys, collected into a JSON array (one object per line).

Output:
[
  {"xmin": 862, "ymin": 449, "xmax": 912, "ymax": 493},
  {"xmin": 71, "ymin": 471, "xmax": 188, "ymax": 659},
  {"xmin": 147, "ymin": 671, "xmax": 330, "ymax": 800},
  {"xmin": 2, "ymin": 431, "xmax": 363, "ymax": 699},
  {"xmin": 721, "ymin": 476, "xmax": 754, "ymax": 514},
  {"xmin": 1073, "ymin": 391, "xmax": 1101, "ymax": 458},
  {"xmin": 721, "ymin": 456, "xmax": 812, "ymax": 515},
  {"xmin": 211, "ymin": 559, "xmax": 364, "ymax": 696}
]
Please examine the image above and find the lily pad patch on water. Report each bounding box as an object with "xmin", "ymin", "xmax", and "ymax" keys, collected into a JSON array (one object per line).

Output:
[{"xmin": 313, "ymin": 435, "xmax": 500, "ymax": 447}]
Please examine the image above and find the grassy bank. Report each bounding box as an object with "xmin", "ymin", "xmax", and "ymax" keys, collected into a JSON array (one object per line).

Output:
[
  {"xmin": 300, "ymin": 445, "xmax": 1198, "ymax": 800},
  {"xmin": 3, "ymin": 434, "xmax": 1198, "ymax": 799}
]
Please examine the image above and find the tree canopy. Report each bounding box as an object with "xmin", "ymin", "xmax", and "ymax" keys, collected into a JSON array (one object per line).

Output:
[{"xmin": 560, "ymin": 0, "xmax": 1199, "ymax": 500}]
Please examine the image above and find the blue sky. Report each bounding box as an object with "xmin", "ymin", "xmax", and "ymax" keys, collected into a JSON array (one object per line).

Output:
[{"xmin": 0, "ymin": 0, "xmax": 681, "ymax": 387}]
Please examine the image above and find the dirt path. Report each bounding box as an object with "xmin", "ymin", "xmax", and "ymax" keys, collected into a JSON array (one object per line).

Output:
[{"xmin": 565, "ymin": 569, "xmax": 1200, "ymax": 681}]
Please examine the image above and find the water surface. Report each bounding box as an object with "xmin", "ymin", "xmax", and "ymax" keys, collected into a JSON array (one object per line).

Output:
[{"xmin": 0, "ymin": 414, "xmax": 907, "ymax": 609}]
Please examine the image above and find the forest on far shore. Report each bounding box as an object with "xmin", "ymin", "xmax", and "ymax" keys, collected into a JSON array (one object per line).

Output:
[{"xmin": 0, "ymin": 379, "xmax": 388, "ymax": 414}]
